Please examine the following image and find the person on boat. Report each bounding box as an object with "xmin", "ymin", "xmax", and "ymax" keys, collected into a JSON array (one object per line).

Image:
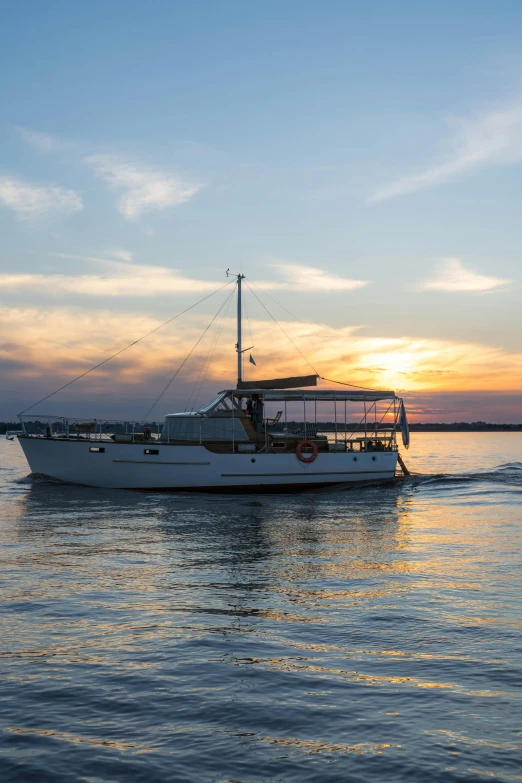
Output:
[
  {"xmin": 245, "ymin": 398, "xmax": 254, "ymax": 420},
  {"xmin": 253, "ymin": 395, "xmax": 264, "ymax": 432}
]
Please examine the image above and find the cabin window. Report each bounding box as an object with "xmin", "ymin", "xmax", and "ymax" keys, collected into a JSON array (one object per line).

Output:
[
  {"xmin": 272, "ymin": 442, "xmax": 286, "ymax": 449},
  {"xmin": 144, "ymin": 449, "xmax": 159, "ymax": 455},
  {"xmin": 89, "ymin": 447, "xmax": 105, "ymax": 453},
  {"xmin": 161, "ymin": 416, "xmax": 248, "ymax": 442}
]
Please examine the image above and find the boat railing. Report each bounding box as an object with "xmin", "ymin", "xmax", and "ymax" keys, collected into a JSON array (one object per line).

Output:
[
  {"xmin": 326, "ymin": 434, "xmax": 397, "ymax": 451},
  {"xmin": 16, "ymin": 414, "xmax": 399, "ymax": 452},
  {"xmin": 17, "ymin": 414, "xmax": 163, "ymax": 442},
  {"xmin": 280, "ymin": 421, "xmax": 397, "ymax": 448}
]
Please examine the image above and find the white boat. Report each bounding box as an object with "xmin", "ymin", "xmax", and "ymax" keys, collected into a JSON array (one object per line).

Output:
[{"xmin": 17, "ymin": 274, "xmax": 409, "ymax": 492}]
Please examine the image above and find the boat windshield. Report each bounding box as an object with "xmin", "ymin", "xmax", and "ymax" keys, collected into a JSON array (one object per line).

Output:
[{"xmin": 198, "ymin": 392, "xmax": 229, "ymax": 415}]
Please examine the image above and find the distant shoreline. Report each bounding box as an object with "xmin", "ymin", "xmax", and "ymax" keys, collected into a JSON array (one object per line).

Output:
[
  {"xmin": 290, "ymin": 422, "xmax": 522, "ymax": 432},
  {"xmin": 2, "ymin": 420, "xmax": 521, "ymax": 434},
  {"xmin": 407, "ymin": 424, "xmax": 522, "ymax": 432}
]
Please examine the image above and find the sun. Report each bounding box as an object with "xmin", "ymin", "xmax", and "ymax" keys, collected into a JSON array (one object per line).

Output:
[{"xmin": 361, "ymin": 350, "xmax": 421, "ymax": 388}]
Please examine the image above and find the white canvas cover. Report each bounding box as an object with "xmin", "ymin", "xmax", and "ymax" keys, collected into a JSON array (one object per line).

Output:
[{"xmin": 161, "ymin": 415, "xmax": 248, "ymax": 442}]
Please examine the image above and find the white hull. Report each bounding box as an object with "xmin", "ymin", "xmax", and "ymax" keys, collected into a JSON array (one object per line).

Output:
[{"xmin": 18, "ymin": 437, "xmax": 398, "ymax": 492}]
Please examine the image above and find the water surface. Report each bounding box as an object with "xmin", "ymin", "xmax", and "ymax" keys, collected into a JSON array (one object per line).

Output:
[{"xmin": 1, "ymin": 434, "xmax": 521, "ymax": 782}]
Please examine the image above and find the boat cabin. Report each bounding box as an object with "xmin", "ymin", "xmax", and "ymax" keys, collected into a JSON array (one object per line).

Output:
[{"xmin": 160, "ymin": 384, "xmax": 400, "ymax": 454}]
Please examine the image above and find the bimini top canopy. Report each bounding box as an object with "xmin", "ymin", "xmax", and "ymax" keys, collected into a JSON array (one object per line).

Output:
[
  {"xmin": 226, "ymin": 388, "xmax": 396, "ymax": 402},
  {"xmin": 165, "ymin": 388, "xmax": 398, "ymax": 420},
  {"xmin": 233, "ymin": 375, "xmax": 394, "ymax": 401},
  {"xmin": 189, "ymin": 387, "xmax": 397, "ymax": 415}
]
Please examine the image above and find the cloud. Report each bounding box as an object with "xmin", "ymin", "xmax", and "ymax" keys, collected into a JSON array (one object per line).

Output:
[
  {"xmin": 271, "ymin": 263, "xmax": 368, "ymax": 291},
  {"xmin": 49, "ymin": 249, "xmax": 134, "ymax": 265},
  {"xmin": 1, "ymin": 308, "xmax": 522, "ymax": 418},
  {"xmin": 0, "ymin": 257, "xmax": 369, "ymax": 298},
  {"xmin": 370, "ymin": 103, "xmax": 522, "ymax": 202},
  {"xmin": 49, "ymin": 252, "xmax": 123, "ymax": 265},
  {"xmin": 0, "ymin": 262, "xmax": 221, "ymax": 297},
  {"xmin": 15, "ymin": 126, "xmax": 68, "ymax": 153},
  {"xmin": 14, "ymin": 129, "xmax": 202, "ymax": 221},
  {"xmin": 110, "ymin": 248, "xmax": 133, "ymax": 263},
  {"xmin": 85, "ymin": 154, "xmax": 202, "ymax": 219},
  {"xmin": 0, "ymin": 176, "xmax": 82, "ymax": 221},
  {"xmin": 420, "ymin": 258, "xmax": 511, "ymax": 292},
  {"xmin": 400, "ymin": 390, "xmax": 522, "ymax": 423}
]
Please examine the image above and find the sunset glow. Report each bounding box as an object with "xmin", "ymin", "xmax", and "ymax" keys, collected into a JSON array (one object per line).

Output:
[{"xmin": 2, "ymin": 304, "xmax": 521, "ymax": 421}]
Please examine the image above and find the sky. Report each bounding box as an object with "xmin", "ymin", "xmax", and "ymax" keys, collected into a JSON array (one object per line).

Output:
[{"xmin": 1, "ymin": 0, "xmax": 522, "ymax": 422}]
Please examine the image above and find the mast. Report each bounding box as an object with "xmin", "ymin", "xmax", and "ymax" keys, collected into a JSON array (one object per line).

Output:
[{"xmin": 236, "ymin": 273, "xmax": 245, "ymax": 384}]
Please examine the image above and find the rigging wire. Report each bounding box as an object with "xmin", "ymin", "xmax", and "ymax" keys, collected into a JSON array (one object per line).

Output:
[
  {"xmin": 184, "ymin": 286, "xmax": 235, "ymax": 412},
  {"xmin": 189, "ymin": 286, "xmax": 236, "ymax": 412},
  {"xmin": 183, "ymin": 289, "xmax": 232, "ymax": 411},
  {"xmin": 142, "ymin": 286, "xmax": 235, "ymax": 421},
  {"xmin": 244, "ymin": 282, "xmax": 319, "ymax": 376},
  {"xmin": 246, "ymin": 280, "xmax": 381, "ymax": 391},
  {"xmin": 19, "ymin": 280, "xmax": 235, "ymax": 416},
  {"xmin": 248, "ymin": 280, "xmax": 354, "ymax": 365},
  {"xmin": 190, "ymin": 288, "xmax": 233, "ymax": 411},
  {"xmin": 320, "ymin": 376, "xmax": 389, "ymax": 392}
]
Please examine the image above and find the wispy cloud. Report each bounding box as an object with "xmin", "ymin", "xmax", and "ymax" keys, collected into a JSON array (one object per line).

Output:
[
  {"xmin": 370, "ymin": 103, "xmax": 522, "ymax": 202},
  {"xmin": 85, "ymin": 154, "xmax": 202, "ymax": 219},
  {"xmin": 0, "ymin": 262, "xmax": 220, "ymax": 297},
  {"xmin": 421, "ymin": 258, "xmax": 511, "ymax": 292},
  {"xmin": 0, "ymin": 175, "xmax": 82, "ymax": 220},
  {"xmin": 15, "ymin": 128, "xmax": 204, "ymax": 221},
  {"xmin": 110, "ymin": 248, "xmax": 133, "ymax": 263},
  {"xmin": 15, "ymin": 126, "xmax": 69, "ymax": 153},
  {"xmin": 49, "ymin": 252, "xmax": 122, "ymax": 265},
  {"xmin": 50, "ymin": 249, "xmax": 134, "ymax": 265},
  {"xmin": 271, "ymin": 263, "xmax": 368, "ymax": 291},
  {"xmin": 0, "ymin": 256, "xmax": 369, "ymax": 297}
]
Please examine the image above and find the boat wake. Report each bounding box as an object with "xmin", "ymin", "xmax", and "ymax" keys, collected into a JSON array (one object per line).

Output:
[
  {"xmin": 407, "ymin": 462, "xmax": 522, "ymax": 490},
  {"xmin": 12, "ymin": 463, "xmax": 522, "ymax": 496},
  {"xmin": 14, "ymin": 472, "xmax": 69, "ymax": 486}
]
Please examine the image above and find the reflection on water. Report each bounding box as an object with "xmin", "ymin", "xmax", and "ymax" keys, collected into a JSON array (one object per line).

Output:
[{"xmin": 1, "ymin": 435, "xmax": 521, "ymax": 783}]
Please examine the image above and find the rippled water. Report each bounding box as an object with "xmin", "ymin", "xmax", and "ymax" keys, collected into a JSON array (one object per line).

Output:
[{"xmin": 1, "ymin": 434, "xmax": 521, "ymax": 782}]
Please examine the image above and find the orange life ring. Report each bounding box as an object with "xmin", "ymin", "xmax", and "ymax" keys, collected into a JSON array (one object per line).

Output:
[{"xmin": 296, "ymin": 439, "xmax": 318, "ymax": 463}]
